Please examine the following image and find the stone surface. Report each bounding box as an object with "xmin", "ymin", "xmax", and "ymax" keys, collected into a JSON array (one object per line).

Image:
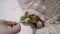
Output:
[
  {"xmin": 18, "ymin": 0, "xmax": 60, "ymax": 34},
  {"xmin": 36, "ymin": 24, "xmax": 60, "ymax": 34}
]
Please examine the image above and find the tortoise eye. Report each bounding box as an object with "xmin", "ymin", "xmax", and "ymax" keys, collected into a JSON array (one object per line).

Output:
[
  {"xmin": 31, "ymin": 14, "xmax": 34, "ymax": 16},
  {"xmin": 31, "ymin": 14, "xmax": 36, "ymax": 16}
]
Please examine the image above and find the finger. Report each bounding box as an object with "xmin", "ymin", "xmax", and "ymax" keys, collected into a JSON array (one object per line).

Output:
[
  {"xmin": 11, "ymin": 24, "xmax": 21, "ymax": 34},
  {"xmin": 6, "ymin": 21, "xmax": 17, "ymax": 26},
  {"xmin": 0, "ymin": 19, "xmax": 6, "ymax": 25},
  {"xmin": 0, "ymin": 19, "xmax": 17, "ymax": 26}
]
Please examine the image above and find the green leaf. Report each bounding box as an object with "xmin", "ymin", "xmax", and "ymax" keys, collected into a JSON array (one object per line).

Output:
[{"xmin": 20, "ymin": 18, "xmax": 30, "ymax": 23}]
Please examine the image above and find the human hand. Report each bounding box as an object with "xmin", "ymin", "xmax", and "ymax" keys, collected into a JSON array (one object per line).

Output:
[{"xmin": 0, "ymin": 19, "xmax": 21, "ymax": 34}]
